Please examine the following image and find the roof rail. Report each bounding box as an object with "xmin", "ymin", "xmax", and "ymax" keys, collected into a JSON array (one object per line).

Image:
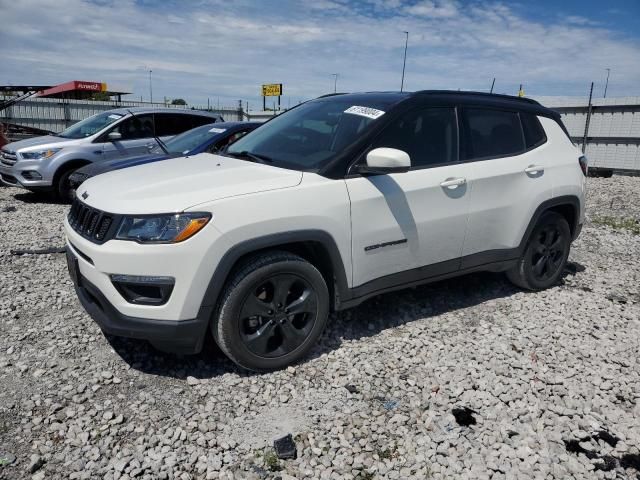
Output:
[
  {"xmin": 316, "ymin": 92, "xmax": 347, "ymax": 99},
  {"xmin": 414, "ymin": 90, "xmax": 541, "ymax": 105}
]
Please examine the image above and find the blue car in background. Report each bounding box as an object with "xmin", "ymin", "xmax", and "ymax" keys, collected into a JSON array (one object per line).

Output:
[{"xmin": 68, "ymin": 121, "xmax": 261, "ymax": 191}]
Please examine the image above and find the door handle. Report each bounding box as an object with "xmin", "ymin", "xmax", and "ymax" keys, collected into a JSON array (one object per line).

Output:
[
  {"xmin": 146, "ymin": 143, "xmax": 155, "ymax": 151},
  {"xmin": 440, "ymin": 177, "xmax": 467, "ymax": 189},
  {"xmin": 524, "ymin": 165, "xmax": 544, "ymax": 175}
]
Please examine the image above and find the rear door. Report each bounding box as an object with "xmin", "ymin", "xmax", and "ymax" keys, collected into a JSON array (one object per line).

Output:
[
  {"xmin": 347, "ymin": 106, "xmax": 472, "ymax": 287},
  {"xmin": 460, "ymin": 108, "xmax": 554, "ymax": 266}
]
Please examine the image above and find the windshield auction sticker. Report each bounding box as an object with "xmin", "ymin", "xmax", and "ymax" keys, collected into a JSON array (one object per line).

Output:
[
  {"xmin": 344, "ymin": 106, "xmax": 385, "ymax": 120},
  {"xmin": 209, "ymin": 127, "xmax": 227, "ymax": 133}
]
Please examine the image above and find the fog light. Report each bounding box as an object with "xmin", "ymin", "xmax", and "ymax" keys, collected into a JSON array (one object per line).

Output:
[
  {"xmin": 110, "ymin": 274, "xmax": 174, "ymax": 306},
  {"xmin": 21, "ymin": 170, "xmax": 43, "ymax": 180}
]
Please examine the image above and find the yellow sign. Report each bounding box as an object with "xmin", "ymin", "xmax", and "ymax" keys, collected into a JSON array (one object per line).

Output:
[
  {"xmin": 262, "ymin": 84, "xmax": 283, "ymax": 97},
  {"xmin": 518, "ymin": 88, "xmax": 525, "ymax": 97}
]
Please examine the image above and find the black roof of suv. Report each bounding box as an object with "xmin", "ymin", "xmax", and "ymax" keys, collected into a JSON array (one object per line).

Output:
[{"xmin": 312, "ymin": 90, "xmax": 567, "ymax": 178}]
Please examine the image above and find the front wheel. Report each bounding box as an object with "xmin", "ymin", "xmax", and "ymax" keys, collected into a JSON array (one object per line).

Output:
[
  {"xmin": 55, "ymin": 167, "xmax": 79, "ymax": 203},
  {"xmin": 213, "ymin": 251, "xmax": 329, "ymax": 371},
  {"xmin": 506, "ymin": 212, "xmax": 571, "ymax": 290}
]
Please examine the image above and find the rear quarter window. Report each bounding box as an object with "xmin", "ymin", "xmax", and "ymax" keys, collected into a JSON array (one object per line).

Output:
[
  {"xmin": 520, "ymin": 113, "xmax": 547, "ymax": 150},
  {"xmin": 461, "ymin": 108, "xmax": 525, "ymax": 161},
  {"xmin": 188, "ymin": 115, "xmax": 216, "ymax": 128}
]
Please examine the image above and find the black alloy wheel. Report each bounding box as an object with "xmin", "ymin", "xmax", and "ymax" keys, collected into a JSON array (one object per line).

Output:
[
  {"xmin": 506, "ymin": 211, "xmax": 571, "ymax": 290},
  {"xmin": 238, "ymin": 273, "xmax": 318, "ymax": 358},
  {"xmin": 214, "ymin": 251, "xmax": 329, "ymax": 371},
  {"xmin": 529, "ymin": 224, "xmax": 566, "ymax": 282}
]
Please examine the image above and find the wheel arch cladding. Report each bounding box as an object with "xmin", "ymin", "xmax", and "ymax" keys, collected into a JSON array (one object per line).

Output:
[
  {"xmin": 520, "ymin": 196, "xmax": 581, "ymax": 251},
  {"xmin": 198, "ymin": 230, "xmax": 350, "ymax": 314},
  {"xmin": 54, "ymin": 159, "xmax": 92, "ymax": 183}
]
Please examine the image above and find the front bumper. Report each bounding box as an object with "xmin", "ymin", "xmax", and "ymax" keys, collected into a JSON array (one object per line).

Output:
[
  {"xmin": 0, "ymin": 163, "xmax": 21, "ymax": 187},
  {"xmin": 64, "ymin": 212, "xmax": 230, "ymax": 352},
  {"xmin": 0, "ymin": 159, "xmax": 52, "ymax": 188},
  {"xmin": 67, "ymin": 248, "xmax": 212, "ymax": 354}
]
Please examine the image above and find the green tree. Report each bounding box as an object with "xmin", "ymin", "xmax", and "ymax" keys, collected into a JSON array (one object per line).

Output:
[
  {"xmin": 171, "ymin": 98, "xmax": 187, "ymax": 105},
  {"xmin": 89, "ymin": 91, "xmax": 111, "ymax": 101}
]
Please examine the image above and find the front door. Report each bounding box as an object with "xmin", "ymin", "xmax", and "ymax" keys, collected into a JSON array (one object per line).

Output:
[{"xmin": 347, "ymin": 106, "xmax": 471, "ymax": 288}]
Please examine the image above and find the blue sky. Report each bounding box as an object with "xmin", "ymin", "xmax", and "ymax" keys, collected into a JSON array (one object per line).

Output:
[{"xmin": 1, "ymin": 0, "xmax": 639, "ymax": 109}]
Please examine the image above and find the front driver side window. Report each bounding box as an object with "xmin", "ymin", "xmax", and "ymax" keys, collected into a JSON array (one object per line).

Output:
[{"xmin": 371, "ymin": 107, "xmax": 458, "ymax": 168}]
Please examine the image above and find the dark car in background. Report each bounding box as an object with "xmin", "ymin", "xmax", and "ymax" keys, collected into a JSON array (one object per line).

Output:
[{"xmin": 68, "ymin": 121, "xmax": 261, "ymax": 192}]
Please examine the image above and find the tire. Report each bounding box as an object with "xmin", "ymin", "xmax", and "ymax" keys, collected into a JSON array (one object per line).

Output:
[
  {"xmin": 506, "ymin": 212, "xmax": 571, "ymax": 291},
  {"xmin": 213, "ymin": 251, "xmax": 329, "ymax": 371},
  {"xmin": 54, "ymin": 167, "xmax": 80, "ymax": 203}
]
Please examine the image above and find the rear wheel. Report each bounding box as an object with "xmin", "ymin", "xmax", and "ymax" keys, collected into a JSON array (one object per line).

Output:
[
  {"xmin": 213, "ymin": 251, "xmax": 329, "ymax": 371},
  {"xmin": 507, "ymin": 212, "xmax": 571, "ymax": 290}
]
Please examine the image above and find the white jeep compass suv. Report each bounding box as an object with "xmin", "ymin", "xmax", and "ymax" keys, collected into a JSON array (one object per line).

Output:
[{"xmin": 64, "ymin": 91, "xmax": 586, "ymax": 371}]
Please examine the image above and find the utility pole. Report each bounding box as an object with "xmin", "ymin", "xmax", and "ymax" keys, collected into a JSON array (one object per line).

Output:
[
  {"xmin": 490, "ymin": 78, "xmax": 495, "ymax": 94},
  {"xmin": 332, "ymin": 73, "xmax": 338, "ymax": 93},
  {"xmin": 148, "ymin": 69, "xmax": 153, "ymax": 103},
  {"xmin": 400, "ymin": 31, "xmax": 409, "ymax": 92},
  {"xmin": 604, "ymin": 68, "xmax": 611, "ymax": 98},
  {"xmin": 582, "ymin": 82, "xmax": 594, "ymax": 154}
]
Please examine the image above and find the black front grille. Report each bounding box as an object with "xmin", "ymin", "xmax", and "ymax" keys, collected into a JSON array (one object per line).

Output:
[{"xmin": 68, "ymin": 198, "xmax": 117, "ymax": 243}]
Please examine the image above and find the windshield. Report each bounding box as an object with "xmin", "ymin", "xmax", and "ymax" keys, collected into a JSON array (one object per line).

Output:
[
  {"xmin": 58, "ymin": 111, "xmax": 124, "ymax": 139},
  {"xmin": 226, "ymin": 98, "xmax": 390, "ymax": 171},
  {"xmin": 152, "ymin": 123, "xmax": 219, "ymax": 154}
]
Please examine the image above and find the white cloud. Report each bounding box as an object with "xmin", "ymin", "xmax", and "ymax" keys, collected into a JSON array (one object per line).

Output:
[
  {"xmin": 0, "ymin": 0, "xmax": 638, "ymax": 107},
  {"xmin": 404, "ymin": 0, "xmax": 459, "ymax": 18},
  {"xmin": 564, "ymin": 15, "xmax": 599, "ymax": 26}
]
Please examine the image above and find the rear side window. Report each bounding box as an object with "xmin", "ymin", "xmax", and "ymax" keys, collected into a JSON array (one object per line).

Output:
[
  {"xmin": 520, "ymin": 113, "xmax": 547, "ymax": 149},
  {"xmin": 461, "ymin": 108, "xmax": 524, "ymax": 160},
  {"xmin": 372, "ymin": 107, "xmax": 458, "ymax": 168}
]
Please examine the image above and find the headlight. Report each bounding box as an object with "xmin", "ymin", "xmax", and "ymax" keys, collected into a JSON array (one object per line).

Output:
[
  {"xmin": 20, "ymin": 148, "xmax": 62, "ymax": 160},
  {"xmin": 115, "ymin": 213, "xmax": 211, "ymax": 244}
]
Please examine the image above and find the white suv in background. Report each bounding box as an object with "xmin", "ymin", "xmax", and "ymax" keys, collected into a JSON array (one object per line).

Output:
[{"xmin": 64, "ymin": 91, "xmax": 586, "ymax": 371}]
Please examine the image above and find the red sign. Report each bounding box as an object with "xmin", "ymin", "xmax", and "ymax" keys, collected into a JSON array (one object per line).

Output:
[{"xmin": 74, "ymin": 81, "xmax": 102, "ymax": 91}]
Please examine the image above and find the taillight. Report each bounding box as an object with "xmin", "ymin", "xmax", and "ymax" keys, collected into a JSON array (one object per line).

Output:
[{"xmin": 579, "ymin": 155, "xmax": 588, "ymax": 176}]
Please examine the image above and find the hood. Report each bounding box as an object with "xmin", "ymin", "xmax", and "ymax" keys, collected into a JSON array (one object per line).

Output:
[
  {"xmin": 4, "ymin": 135, "xmax": 70, "ymax": 152},
  {"xmin": 76, "ymin": 153, "xmax": 176, "ymax": 177},
  {"xmin": 79, "ymin": 153, "xmax": 303, "ymax": 214}
]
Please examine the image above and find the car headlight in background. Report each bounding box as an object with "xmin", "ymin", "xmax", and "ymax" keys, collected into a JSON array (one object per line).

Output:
[
  {"xmin": 115, "ymin": 213, "xmax": 211, "ymax": 243},
  {"xmin": 20, "ymin": 148, "xmax": 62, "ymax": 160}
]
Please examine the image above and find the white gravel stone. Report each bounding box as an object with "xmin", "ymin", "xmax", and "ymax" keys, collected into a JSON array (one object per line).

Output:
[{"xmin": 0, "ymin": 178, "xmax": 639, "ymax": 478}]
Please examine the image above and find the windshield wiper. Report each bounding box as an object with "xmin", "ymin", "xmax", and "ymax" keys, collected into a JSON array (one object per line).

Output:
[{"xmin": 226, "ymin": 150, "xmax": 274, "ymax": 164}]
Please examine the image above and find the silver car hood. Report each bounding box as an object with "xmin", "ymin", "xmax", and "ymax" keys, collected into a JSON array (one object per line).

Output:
[{"xmin": 3, "ymin": 135, "xmax": 75, "ymax": 152}]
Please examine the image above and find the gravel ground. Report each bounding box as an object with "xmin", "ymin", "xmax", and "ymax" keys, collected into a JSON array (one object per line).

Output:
[{"xmin": 0, "ymin": 177, "xmax": 639, "ymax": 480}]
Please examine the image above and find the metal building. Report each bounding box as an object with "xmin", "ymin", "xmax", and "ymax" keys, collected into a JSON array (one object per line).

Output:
[{"xmin": 535, "ymin": 96, "xmax": 640, "ymax": 174}]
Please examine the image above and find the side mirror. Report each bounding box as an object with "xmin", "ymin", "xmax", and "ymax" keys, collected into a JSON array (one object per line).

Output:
[
  {"xmin": 107, "ymin": 131, "xmax": 122, "ymax": 141},
  {"xmin": 356, "ymin": 147, "xmax": 411, "ymax": 175}
]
